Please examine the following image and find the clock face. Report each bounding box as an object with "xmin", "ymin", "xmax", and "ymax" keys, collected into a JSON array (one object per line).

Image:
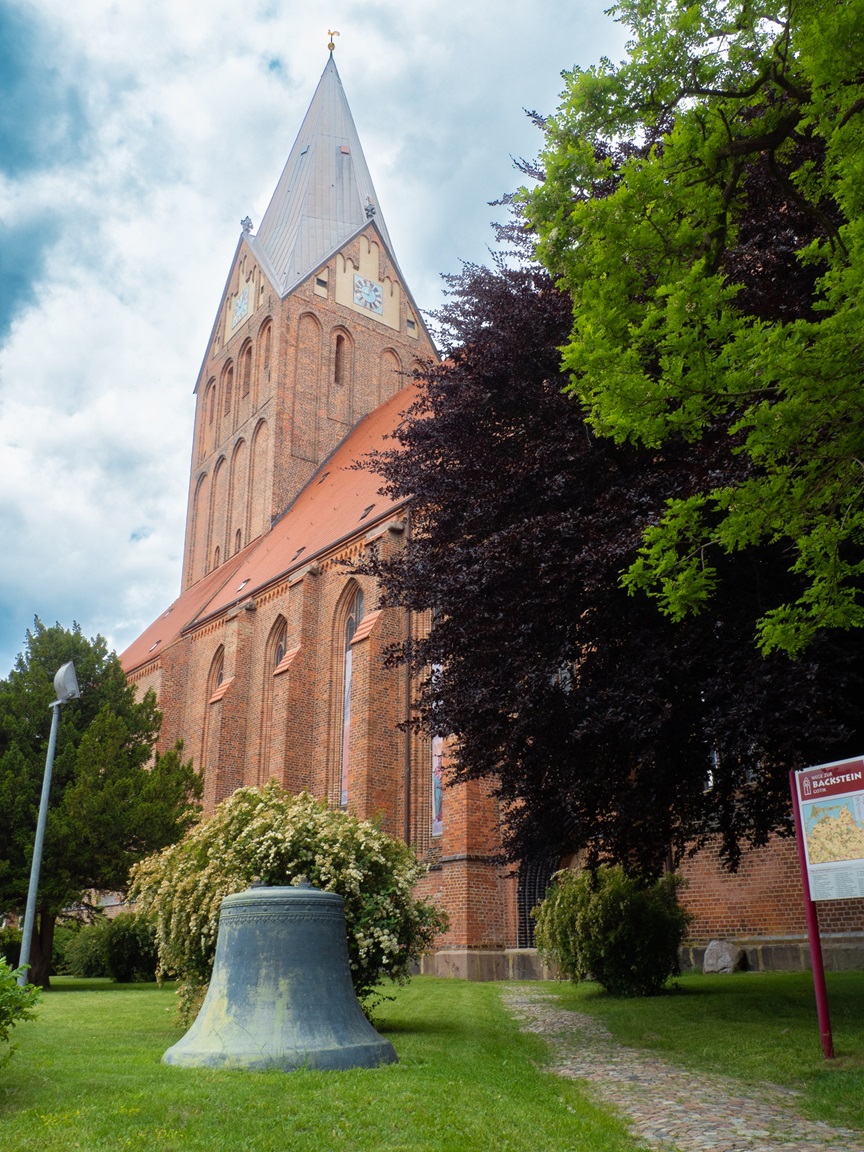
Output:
[
  {"xmin": 231, "ymin": 286, "xmax": 250, "ymax": 329},
  {"xmin": 353, "ymin": 274, "xmax": 383, "ymax": 315}
]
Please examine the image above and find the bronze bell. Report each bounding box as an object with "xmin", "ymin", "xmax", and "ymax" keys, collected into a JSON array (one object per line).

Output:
[{"xmin": 162, "ymin": 881, "xmax": 397, "ymax": 1071}]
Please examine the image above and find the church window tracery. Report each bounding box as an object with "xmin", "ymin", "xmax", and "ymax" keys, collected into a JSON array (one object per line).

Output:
[
  {"xmin": 339, "ymin": 583, "xmax": 364, "ymax": 808},
  {"xmin": 274, "ymin": 620, "xmax": 287, "ymax": 667}
]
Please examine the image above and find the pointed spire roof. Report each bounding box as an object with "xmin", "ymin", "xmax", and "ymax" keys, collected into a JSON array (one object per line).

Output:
[{"xmin": 252, "ymin": 56, "xmax": 394, "ymax": 297}]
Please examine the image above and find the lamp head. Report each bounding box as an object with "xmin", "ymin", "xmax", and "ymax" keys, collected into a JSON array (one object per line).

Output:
[{"xmin": 53, "ymin": 661, "xmax": 81, "ymax": 703}]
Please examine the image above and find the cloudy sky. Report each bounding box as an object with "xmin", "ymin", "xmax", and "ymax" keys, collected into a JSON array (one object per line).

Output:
[{"xmin": 0, "ymin": 0, "xmax": 628, "ymax": 678}]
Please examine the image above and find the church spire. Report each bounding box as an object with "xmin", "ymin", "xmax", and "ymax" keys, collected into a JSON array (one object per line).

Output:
[{"xmin": 251, "ymin": 57, "xmax": 394, "ymax": 298}]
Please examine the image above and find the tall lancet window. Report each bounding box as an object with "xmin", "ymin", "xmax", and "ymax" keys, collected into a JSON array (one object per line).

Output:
[
  {"xmin": 334, "ymin": 333, "xmax": 346, "ymax": 386},
  {"xmin": 339, "ymin": 584, "xmax": 364, "ymax": 807},
  {"xmin": 223, "ymin": 363, "xmax": 234, "ymax": 415},
  {"xmin": 259, "ymin": 617, "xmax": 287, "ymax": 785},
  {"xmin": 201, "ymin": 645, "xmax": 225, "ymax": 772},
  {"xmin": 241, "ymin": 343, "xmax": 253, "ymax": 397}
]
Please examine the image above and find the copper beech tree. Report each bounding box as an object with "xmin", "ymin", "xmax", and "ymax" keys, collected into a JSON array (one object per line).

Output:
[{"xmin": 361, "ymin": 246, "xmax": 864, "ymax": 875}]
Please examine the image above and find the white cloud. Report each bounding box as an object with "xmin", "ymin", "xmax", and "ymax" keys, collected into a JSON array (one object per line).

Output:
[{"xmin": 0, "ymin": 0, "xmax": 628, "ymax": 674}]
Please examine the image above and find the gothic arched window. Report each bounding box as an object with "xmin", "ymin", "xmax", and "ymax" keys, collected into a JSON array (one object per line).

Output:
[
  {"xmin": 259, "ymin": 617, "xmax": 288, "ymax": 785},
  {"xmin": 339, "ymin": 584, "xmax": 364, "ymax": 807},
  {"xmin": 274, "ymin": 620, "xmax": 287, "ymax": 667},
  {"xmin": 211, "ymin": 647, "xmax": 225, "ymax": 690},
  {"xmin": 202, "ymin": 645, "xmax": 225, "ymax": 772},
  {"xmin": 241, "ymin": 342, "xmax": 253, "ymax": 397},
  {"xmin": 334, "ymin": 333, "xmax": 346, "ymax": 386},
  {"xmin": 223, "ymin": 362, "xmax": 234, "ymax": 415}
]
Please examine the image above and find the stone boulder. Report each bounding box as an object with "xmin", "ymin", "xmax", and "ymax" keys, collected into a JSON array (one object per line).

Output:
[{"xmin": 702, "ymin": 938, "xmax": 747, "ymax": 974}]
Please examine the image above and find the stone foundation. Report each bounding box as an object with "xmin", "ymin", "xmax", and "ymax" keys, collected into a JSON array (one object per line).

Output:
[
  {"xmin": 420, "ymin": 936, "xmax": 864, "ymax": 980},
  {"xmin": 419, "ymin": 948, "xmax": 557, "ymax": 981},
  {"xmin": 679, "ymin": 933, "xmax": 864, "ymax": 973}
]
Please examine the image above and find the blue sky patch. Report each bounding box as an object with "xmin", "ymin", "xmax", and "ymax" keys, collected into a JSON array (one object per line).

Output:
[
  {"xmin": 0, "ymin": 217, "xmax": 60, "ymax": 342},
  {"xmin": 0, "ymin": 5, "xmax": 90, "ymax": 177}
]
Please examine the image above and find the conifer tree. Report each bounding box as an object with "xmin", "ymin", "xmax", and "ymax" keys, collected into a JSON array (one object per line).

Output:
[{"xmin": 0, "ymin": 620, "xmax": 202, "ymax": 987}]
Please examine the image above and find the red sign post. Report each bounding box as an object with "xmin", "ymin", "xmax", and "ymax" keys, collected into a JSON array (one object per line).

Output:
[{"xmin": 791, "ymin": 754, "xmax": 864, "ymax": 1060}]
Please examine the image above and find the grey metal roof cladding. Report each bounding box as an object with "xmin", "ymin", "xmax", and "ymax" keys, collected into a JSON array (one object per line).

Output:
[{"xmin": 252, "ymin": 56, "xmax": 395, "ymax": 298}]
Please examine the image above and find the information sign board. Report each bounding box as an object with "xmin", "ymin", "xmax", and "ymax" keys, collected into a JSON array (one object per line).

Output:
[{"xmin": 794, "ymin": 755, "xmax": 864, "ymax": 902}]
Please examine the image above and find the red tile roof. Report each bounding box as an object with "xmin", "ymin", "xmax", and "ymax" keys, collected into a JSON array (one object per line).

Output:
[{"xmin": 120, "ymin": 381, "xmax": 417, "ymax": 675}]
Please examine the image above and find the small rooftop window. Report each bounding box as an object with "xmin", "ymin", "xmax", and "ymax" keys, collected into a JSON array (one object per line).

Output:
[
  {"xmin": 359, "ymin": 504, "xmax": 375, "ymax": 521},
  {"xmin": 237, "ymin": 578, "xmax": 250, "ymax": 592},
  {"xmin": 148, "ymin": 640, "xmax": 161, "ymax": 653}
]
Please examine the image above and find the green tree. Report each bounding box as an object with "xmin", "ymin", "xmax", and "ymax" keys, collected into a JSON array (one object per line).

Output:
[
  {"xmin": 528, "ymin": 0, "xmax": 864, "ymax": 655},
  {"xmin": 0, "ymin": 620, "xmax": 202, "ymax": 988}
]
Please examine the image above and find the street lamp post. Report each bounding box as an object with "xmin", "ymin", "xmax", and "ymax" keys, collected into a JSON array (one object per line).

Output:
[{"xmin": 17, "ymin": 661, "xmax": 81, "ymax": 987}]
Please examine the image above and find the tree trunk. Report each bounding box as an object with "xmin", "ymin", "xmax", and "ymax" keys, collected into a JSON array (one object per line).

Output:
[{"xmin": 24, "ymin": 909, "xmax": 56, "ymax": 989}]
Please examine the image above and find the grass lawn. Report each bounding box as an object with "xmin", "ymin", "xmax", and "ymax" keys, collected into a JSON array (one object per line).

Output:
[
  {"xmin": 0, "ymin": 977, "xmax": 641, "ymax": 1152},
  {"xmin": 555, "ymin": 969, "xmax": 864, "ymax": 1132}
]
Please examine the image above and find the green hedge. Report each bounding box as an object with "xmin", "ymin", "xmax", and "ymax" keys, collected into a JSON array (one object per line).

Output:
[
  {"xmin": 533, "ymin": 864, "xmax": 691, "ymax": 997},
  {"xmin": 0, "ymin": 927, "xmax": 22, "ymax": 969},
  {"xmin": 63, "ymin": 914, "xmax": 158, "ymax": 982}
]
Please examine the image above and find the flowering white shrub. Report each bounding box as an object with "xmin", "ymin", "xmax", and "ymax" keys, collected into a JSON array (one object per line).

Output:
[{"xmin": 130, "ymin": 782, "xmax": 447, "ymax": 1017}]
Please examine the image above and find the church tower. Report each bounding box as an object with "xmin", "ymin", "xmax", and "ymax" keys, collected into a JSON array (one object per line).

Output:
[
  {"xmin": 182, "ymin": 56, "xmax": 434, "ymax": 590},
  {"xmin": 122, "ymin": 56, "xmax": 518, "ymax": 978}
]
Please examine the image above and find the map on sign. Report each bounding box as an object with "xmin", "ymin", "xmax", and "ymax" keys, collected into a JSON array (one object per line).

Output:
[
  {"xmin": 795, "ymin": 757, "xmax": 864, "ymax": 901},
  {"xmin": 803, "ymin": 797, "xmax": 864, "ymax": 864}
]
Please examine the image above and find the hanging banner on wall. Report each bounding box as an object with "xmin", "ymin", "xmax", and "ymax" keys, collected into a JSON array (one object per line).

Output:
[{"xmin": 794, "ymin": 755, "xmax": 864, "ymax": 902}]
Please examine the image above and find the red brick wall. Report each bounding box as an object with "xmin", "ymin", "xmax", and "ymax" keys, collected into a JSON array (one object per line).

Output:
[
  {"xmin": 182, "ymin": 229, "xmax": 434, "ymax": 591},
  {"xmin": 680, "ymin": 834, "xmax": 864, "ymax": 939},
  {"xmin": 138, "ymin": 215, "xmax": 864, "ymax": 962}
]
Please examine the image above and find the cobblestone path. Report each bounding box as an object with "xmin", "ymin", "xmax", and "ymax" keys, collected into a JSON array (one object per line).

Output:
[{"xmin": 502, "ymin": 987, "xmax": 864, "ymax": 1152}]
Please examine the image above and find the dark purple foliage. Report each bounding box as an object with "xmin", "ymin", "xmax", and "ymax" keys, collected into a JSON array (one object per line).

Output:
[{"xmin": 360, "ymin": 240, "xmax": 862, "ymax": 876}]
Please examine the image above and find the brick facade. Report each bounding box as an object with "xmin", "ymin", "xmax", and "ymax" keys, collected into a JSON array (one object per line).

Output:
[
  {"xmin": 122, "ymin": 57, "xmax": 864, "ymax": 979},
  {"xmin": 679, "ymin": 834, "xmax": 864, "ymax": 966}
]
